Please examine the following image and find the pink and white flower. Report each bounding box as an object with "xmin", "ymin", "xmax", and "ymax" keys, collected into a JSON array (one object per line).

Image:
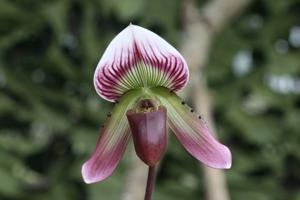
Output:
[{"xmin": 82, "ymin": 24, "xmax": 231, "ymax": 184}]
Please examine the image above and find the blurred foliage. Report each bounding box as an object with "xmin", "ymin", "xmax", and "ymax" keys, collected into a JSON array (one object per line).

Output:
[
  {"xmin": 0, "ymin": 0, "xmax": 299, "ymax": 200},
  {"xmin": 207, "ymin": 0, "xmax": 300, "ymax": 200}
]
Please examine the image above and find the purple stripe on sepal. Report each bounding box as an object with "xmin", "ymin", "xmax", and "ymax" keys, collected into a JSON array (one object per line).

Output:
[{"xmin": 94, "ymin": 24, "xmax": 189, "ymax": 102}]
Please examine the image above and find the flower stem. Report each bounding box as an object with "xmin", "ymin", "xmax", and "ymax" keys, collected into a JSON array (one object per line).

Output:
[{"xmin": 144, "ymin": 165, "xmax": 156, "ymax": 200}]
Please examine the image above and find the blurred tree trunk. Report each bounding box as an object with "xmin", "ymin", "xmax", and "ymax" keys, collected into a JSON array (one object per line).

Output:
[
  {"xmin": 181, "ymin": 0, "xmax": 252, "ymax": 200},
  {"xmin": 121, "ymin": 145, "xmax": 148, "ymax": 200},
  {"xmin": 121, "ymin": 0, "xmax": 252, "ymax": 199}
]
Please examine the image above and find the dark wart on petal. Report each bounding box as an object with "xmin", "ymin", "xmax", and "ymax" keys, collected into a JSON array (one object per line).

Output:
[{"xmin": 178, "ymin": 96, "xmax": 203, "ymax": 118}]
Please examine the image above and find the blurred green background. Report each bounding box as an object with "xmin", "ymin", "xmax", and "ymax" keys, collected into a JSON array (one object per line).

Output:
[{"xmin": 0, "ymin": 0, "xmax": 300, "ymax": 199}]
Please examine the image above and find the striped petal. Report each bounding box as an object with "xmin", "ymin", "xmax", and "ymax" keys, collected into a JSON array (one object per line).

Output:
[
  {"xmin": 152, "ymin": 87, "xmax": 231, "ymax": 169},
  {"xmin": 81, "ymin": 90, "xmax": 141, "ymax": 184},
  {"xmin": 94, "ymin": 24, "xmax": 189, "ymax": 102}
]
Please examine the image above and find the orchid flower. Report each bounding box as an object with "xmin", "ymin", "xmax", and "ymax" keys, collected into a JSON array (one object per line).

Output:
[{"xmin": 82, "ymin": 24, "xmax": 231, "ymax": 187}]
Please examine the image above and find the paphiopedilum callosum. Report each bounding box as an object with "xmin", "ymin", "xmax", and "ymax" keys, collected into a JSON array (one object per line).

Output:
[{"xmin": 82, "ymin": 24, "xmax": 231, "ymax": 185}]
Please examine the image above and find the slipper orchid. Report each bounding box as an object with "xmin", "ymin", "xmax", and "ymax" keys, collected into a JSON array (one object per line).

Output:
[{"xmin": 82, "ymin": 24, "xmax": 231, "ymax": 185}]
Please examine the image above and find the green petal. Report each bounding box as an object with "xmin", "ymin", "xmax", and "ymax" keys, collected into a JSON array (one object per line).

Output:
[
  {"xmin": 151, "ymin": 87, "xmax": 231, "ymax": 169},
  {"xmin": 82, "ymin": 89, "xmax": 142, "ymax": 183}
]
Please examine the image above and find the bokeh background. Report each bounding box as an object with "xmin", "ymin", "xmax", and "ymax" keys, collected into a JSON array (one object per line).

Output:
[{"xmin": 0, "ymin": 0, "xmax": 300, "ymax": 200}]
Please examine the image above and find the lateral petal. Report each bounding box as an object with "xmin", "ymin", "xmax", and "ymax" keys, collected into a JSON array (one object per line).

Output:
[
  {"xmin": 81, "ymin": 90, "xmax": 141, "ymax": 183},
  {"xmin": 152, "ymin": 87, "xmax": 231, "ymax": 169}
]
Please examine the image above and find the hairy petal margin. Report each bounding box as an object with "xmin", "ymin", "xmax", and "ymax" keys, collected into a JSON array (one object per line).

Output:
[
  {"xmin": 152, "ymin": 87, "xmax": 232, "ymax": 169},
  {"xmin": 82, "ymin": 90, "xmax": 141, "ymax": 183}
]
